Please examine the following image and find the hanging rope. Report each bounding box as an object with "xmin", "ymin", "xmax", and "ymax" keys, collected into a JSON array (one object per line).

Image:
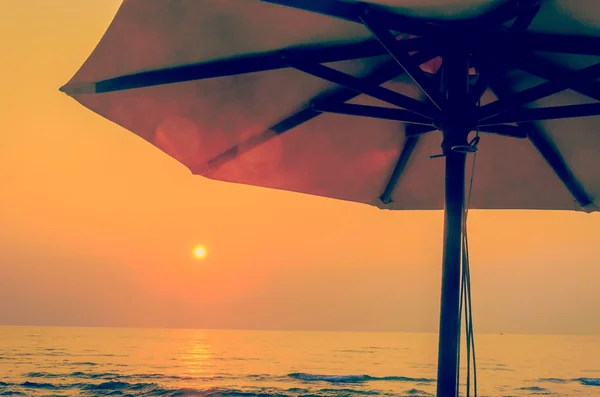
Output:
[{"xmin": 459, "ymin": 103, "xmax": 480, "ymax": 397}]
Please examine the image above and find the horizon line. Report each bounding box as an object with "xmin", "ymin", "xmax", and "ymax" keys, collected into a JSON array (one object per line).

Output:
[{"xmin": 1, "ymin": 324, "xmax": 598, "ymax": 337}]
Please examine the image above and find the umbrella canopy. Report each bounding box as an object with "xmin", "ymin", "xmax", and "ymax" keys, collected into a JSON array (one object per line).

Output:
[
  {"xmin": 61, "ymin": 0, "xmax": 599, "ymax": 212},
  {"xmin": 60, "ymin": 1, "xmax": 600, "ymax": 396}
]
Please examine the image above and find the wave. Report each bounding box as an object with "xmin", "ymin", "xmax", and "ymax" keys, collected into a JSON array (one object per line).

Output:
[
  {"xmin": 579, "ymin": 378, "xmax": 600, "ymax": 386},
  {"xmin": 168, "ymin": 387, "xmax": 421, "ymax": 397},
  {"xmin": 537, "ymin": 378, "xmax": 570, "ymax": 384},
  {"xmin": 317, "ymin": 388, "xmax": 379, "ymax": 395},
  {"xmin": 77, "ymin": 381, "xmax": 160, "ymax": 392},
  {"xmin": 15, "ymin": 371, "xmax": 597, "ymax": 396},
  {"xmin": 517, "ymin": 386, "xmax": 546, "ymax": 391},
  {"xmin": 288, "ymin": 373, "xmax": 434, "ymax": 383},
  {"xmin": 515, "ymin": 386, "xmax": 551, "ymax": 395},
  {"xmin": 16, "ymin": 381, "xmax": 173, "ymax": 395},
  {"xmin": 405, "ymin": 390, "xmax": 433, "ymax": 396},
  {"xmin": 536, "ymin": 377, "xmax": 600, "ymax": 387},
  {"xmin": 25, "ymin": 370, "xmax": 197, "ymax": 381},
  {"xmin": 26, "ymin": 371, "xmax": 116, "ymax": 379},
  {"xmin": 20, "ymin": 381, "xmax": 60, "ymax": 390},
  {"xmin": 23, "ymin": 370, "xmax": 434, "ymax": 385},
  {"xmin": 0, "ymin": 382, "xmax": 431, "ymax": 397}
]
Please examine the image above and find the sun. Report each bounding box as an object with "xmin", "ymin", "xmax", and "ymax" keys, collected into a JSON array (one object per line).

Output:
[{"xmin": 193, "ymin": 245, "xmax": 207, "ymax": 259}]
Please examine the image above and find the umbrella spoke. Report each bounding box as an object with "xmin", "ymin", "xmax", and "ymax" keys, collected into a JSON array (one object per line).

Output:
[
  {"xmin": 469, "ymin": 5, "xmax": 540, "ymax": 104},
  {"xmin": 378, "ymin": 136, "xmax": 420, "ymax": 205},
  {"xmin": 205, "ymin": 51, "xmax": 438, "ymax": 172},
  {"xmin": 478, "ymin": 62, "xmax": 600, "ymax": 121},
  {"xmin": 513, "ymin": 54, "xmax": 600, "ymax": 101},
  {"xmin": 293, "ymin": 63, "xmax": 436, "ymax": 117},
  {"xmin": 311, "ymin": 103, "xmax": 435, "ymax": 125},
  {"xmin": 490, "ymin": 79, "xmax": 597, "ymax": 212},
  {"xmin": 206, "ymin": 51, "xmax": 439, "ymax": 172},
  {"xmin": 522, "ymin": 123, "xmax": 597, "ymax": 212},
  {"xmin": 480, "ymin": 103, "xmax": 600, "ymax": 125},
  {"xmin": 205, "ymin": 59, "xmax": 413, "ymax": 172},
  {"xmin": 60, "ymin": 39, "xmax": 410, "ymax": 94},
  {"xmin": 360, "ymin": 8, "xmax": 446, "ymax": 111}
]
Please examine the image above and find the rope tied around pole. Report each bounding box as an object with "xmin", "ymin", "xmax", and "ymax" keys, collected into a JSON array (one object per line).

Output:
[
  {"xmin": 430, "ymin": 134, "xmax": 480, "ymax": 158},
  {"xmin": 451, "ymin": 135, "xmax": 480, "ymax": 154}
]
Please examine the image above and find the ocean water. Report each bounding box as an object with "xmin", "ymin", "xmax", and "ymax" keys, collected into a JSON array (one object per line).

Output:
[{"xmin": 0, "ymin": 327, "xmax": 598, "ymax": 397}]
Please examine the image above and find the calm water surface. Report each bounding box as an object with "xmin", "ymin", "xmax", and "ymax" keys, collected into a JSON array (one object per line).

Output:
[{"xmin": 0, "ymin": 327, "xmax": 598, "ymax": 396}]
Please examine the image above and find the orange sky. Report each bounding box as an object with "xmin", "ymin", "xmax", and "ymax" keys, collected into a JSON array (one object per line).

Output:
[{"xmin": 1, "ymin": 0, "xmax": 599, "ymax": 334}]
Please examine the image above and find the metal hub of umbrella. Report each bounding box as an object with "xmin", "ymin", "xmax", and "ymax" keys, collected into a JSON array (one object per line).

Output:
[{"xmin": 61, "ymin": 1, "xmax": 600, "ymax": 396}]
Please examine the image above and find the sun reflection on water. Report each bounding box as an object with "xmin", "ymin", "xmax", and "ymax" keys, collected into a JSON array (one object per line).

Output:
[{"xmin": 179, "ymin": 334, "xmax": 213, "ymax": 375}]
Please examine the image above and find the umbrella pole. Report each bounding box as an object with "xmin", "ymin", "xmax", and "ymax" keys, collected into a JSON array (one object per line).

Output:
[
  {"xmin": 435, "ymin": 49, "xmax": 470, "ymax": 397},
  {"xmin": 436, "ymin": 150, "xmax": 467, "ymax": 397}
]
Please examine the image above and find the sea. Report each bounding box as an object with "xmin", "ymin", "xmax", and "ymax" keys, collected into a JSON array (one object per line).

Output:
[{"xmin": 0, "ymin": 327, "xmax": 598, "ymax": 396}]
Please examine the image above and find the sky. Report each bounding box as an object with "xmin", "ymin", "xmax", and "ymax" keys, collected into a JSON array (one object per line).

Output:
[{"xmin": 1, "ymin": 0, "xmax": 599, "ymax": 335}]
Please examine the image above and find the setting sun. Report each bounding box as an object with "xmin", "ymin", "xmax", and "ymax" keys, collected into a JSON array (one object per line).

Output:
[{"xmin": 193, "ymin": 246, "xmax": 207, "ymax": 259}]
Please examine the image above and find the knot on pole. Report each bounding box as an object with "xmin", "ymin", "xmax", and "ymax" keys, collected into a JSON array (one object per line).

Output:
[
  {"xmin": 440, "ymin": 133, "xmax": 470, "ymax": 156},
  {"xmin": 431, "ymin": 135, "xmax": 480, "ymax": 159},
  {"xmin": 452, "ymin": 135, "xmax": 480, "ymax": 154}
]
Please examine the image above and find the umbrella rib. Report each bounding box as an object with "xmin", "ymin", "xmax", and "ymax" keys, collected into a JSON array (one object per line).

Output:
[
  {"xmin": 292, "ymin": 62, "xmax": 436, "ymax": 117},
  {"xmin": 361, "ymin": 9, "xmax": 446, "ymax": 111},
  {"xmin": 311, "ymin": 103, "xmax": 435, "ymax": 126},
  {"xmin": 512, "ymin": 54, "xmax": 600, "ymax": 101},
  {"xmin": 379, "ymin": 136, "xmax": 420, "ymax": 205},
  {"xmin": 490, "ymin": 80, "xmax": 597, "ymax": 212},
  {"xmin": 203, "ymin": 51, "xmax": 438, "ymax": 172},
  {"xmin": 469, "ymin": 4, "xmax": 540, "ymax": 104},
  {"xmin": 60, "ymin": 39, "xmax": 410, "ymax": 94},
  {"xmin": 480, "ymin": 103, "xmax": 600, "ymax": 125},
  {"xmin": 205, "ymin": 65, "xmax": 403, "ymax": 172},
  {"xmin": 522, "ymin": 124, "xmax": 597, "ymax": 212},
  {"xmin": 478, "ymin": 62, "xmax": 600, "ymax": 121}
]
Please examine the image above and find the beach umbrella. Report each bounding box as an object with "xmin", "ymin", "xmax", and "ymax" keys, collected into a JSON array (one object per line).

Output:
[{"xmin": 60, "ymin": 1, "xmax": 600, "ymax": 396}]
